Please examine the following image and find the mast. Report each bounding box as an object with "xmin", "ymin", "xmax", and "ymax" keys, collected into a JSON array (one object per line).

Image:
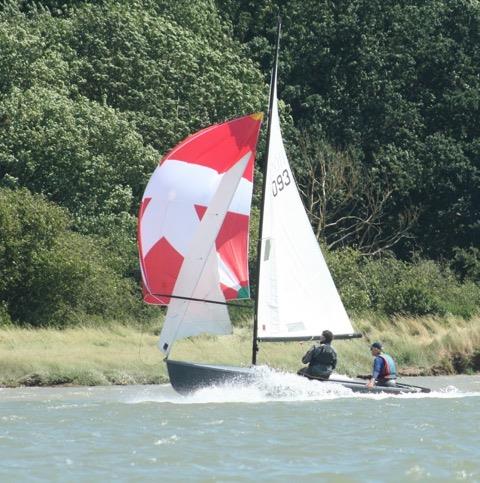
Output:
[{"xmin": 251, "ymin": 17, "xmax": 282, "ymax": 365}]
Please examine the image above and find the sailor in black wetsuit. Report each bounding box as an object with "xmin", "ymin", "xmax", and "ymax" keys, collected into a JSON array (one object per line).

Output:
[{"xmin": 298, "ymin": 330, "xmax": 337, "ymax": 379}]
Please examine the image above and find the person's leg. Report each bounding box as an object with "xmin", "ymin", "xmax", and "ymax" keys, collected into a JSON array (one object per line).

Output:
[
  {"xmin": 308, "ymin": 369, "xmax": 331, "ymax": 380},
  {"xmin": 377, "ymin": 379, "xmax": 397, "ymax": 387},
  {"xmin": 297, "ymin": 367, "xmax": 309, "ymax": 377}
]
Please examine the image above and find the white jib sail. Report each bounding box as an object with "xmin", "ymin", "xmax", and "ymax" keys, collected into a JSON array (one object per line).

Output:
[
  {"xmin": 257, "ymin": 77, "xmax": 354, "ymax": 340},
  {"xmin": 159, "ymin": 152, "xmax": 251, "ymax": 355}
]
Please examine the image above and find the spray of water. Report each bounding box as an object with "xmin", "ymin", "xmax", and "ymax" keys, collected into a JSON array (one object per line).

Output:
[{"xmin": 127, "ymin": 366, "xmax": 480, "ymax": 404}]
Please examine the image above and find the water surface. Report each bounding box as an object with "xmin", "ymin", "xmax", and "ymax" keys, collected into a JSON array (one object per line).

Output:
[{"xmin": 1, "ymin": 373, "xmax": 479, "ymax": 482}]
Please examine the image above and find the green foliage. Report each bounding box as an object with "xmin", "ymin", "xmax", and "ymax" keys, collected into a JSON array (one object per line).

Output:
[
  {"xmin": 0, "ymin": 187, "xmax": 69, "ymax": 293},
  {"xmin": 378, "ymin": 260, "xmax": 480, "ymax": 319},
  {"xmin": 64, "ymin": 0, "xmax": 266, "ymax": 150},
  {"xmin": 0, "ymin": 1, "xmax": 267, "ymax": 325},
  {"xmin": 451, "ymin": 247, "xmax": 480, "ymax": 283},
  {"xmin": 218, "ymin": 0, "xmax": 480, "ymax": 260},
  {"xmin": 0, "ymin": 188, "xmax": 151, "ymax": 327},
  {"xmin": 0, "ymin": 0, "xmax": 479, "ymax": 328},
  {"xmin": 0, "ymin": 0, "xmax": 265, "ymax": 215},
  {"xmin": 412, "ymin": 133, "xmax": 479, "ymax": 258},
  {"xmin": 379, "ymin": 266, "xmax": 446, "ymax": 317},
  {"xmin": 0, "ymin": 3, "xmax": 76, "ymax": 94},
  {"xmin": 0, "ymin": 86, "xmax": 158, "ymax": 224},
  {"xmin": 326, "ymin": 247, "xmax": 480, "ymax": 318},
  {"xmin": 0, "ymin": 301, "xmax": 12, "ymax": 326},
  {"xmin": 0, "ymin": 74, "xmax": 158, "ymax": 278},
  {"xmin": 324, "ymin": 247, "xmax": 372, "ymax": 314}
]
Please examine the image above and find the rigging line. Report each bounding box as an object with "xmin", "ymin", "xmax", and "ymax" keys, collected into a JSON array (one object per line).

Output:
[
  {"xmin": 150, "ymin": 293, "xmax": 253, "ymax": 309},
  {"xmin": 137, "ymin": 323, "xmax": 162, "ymax": 367}
]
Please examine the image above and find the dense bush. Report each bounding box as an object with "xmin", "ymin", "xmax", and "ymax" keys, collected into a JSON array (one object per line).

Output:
[
  {"xmin": 218, "ymin": 0, "xmax": 480, "ymax": 261},
  {"xmin": 0, "ymin": 0, "xmax": 268, "ymax": 327},
  {"xmin": 451, "ymin": 247, "xmax": 480, "ymax": 283},
  {"xmin": 0, "ymin": 87, "xmax": 158, "ymax": 225},
  {"xmin": 0, "ymin": 188, "xmax": 152, "ymax": 327},
  {"xmin": 0, "ymin": 0, "xmax": 479, "ymax": 327},
  {"xmin": 65, "ymin": 0, "xmax": 266, "ymax": 151},
  {"xmin": 326, "ymin": 248, "xmax": 480, "ymax": 318}
]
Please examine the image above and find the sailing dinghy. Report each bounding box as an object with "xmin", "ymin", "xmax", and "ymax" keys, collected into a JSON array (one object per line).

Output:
[{"xmin": 137, "ymin": 22, "xmax": 430, "ymax": 396}]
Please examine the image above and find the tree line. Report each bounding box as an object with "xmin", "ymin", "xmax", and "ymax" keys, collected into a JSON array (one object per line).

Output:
[{"xmin": 0, "ymin": 0, "xmax": 479, "ymax": 327}]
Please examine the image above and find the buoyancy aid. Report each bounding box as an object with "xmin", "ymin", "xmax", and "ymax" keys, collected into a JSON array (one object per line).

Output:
[
  {"xmin": 378, "ymin": 353, "xmax": 397, "ymax": 379},
  {"xmin": 302, "ymin": 343, "xmax": 337, "ymax": 377}
]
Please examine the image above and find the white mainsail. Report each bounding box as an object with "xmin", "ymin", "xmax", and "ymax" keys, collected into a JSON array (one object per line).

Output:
[
  {"xmin": 257, "ymin": 69, "xmax": 354, "ymax": 340},
  {"xmin": 158, "ymin": 152, "xmax": 251, "ymax": 355}
]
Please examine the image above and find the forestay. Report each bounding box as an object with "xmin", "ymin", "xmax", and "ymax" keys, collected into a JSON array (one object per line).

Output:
[{"xmin": 257, "ymin": 68, "xmax": 354, "ymax": 341}]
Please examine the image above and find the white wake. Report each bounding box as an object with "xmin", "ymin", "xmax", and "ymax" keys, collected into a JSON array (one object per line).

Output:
[{"xmin": 127, "ymin": 366, "xmax": 480, "ymax": 404}]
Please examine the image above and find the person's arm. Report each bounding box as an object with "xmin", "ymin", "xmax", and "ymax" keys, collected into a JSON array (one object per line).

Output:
[
  {"xmin": 302, "ymin": 346, "xmax": 315, "ymax": 364},
  {"xmin": 367, "ymin": 357, "xmax": 382, "ymax": 388},
  {"xmin": 372, "ymin": 357, "xmax": 383, "ymax": 380},
  {"xmin": 331, "ymin": 349, "xmax": 337, "ymax": 370}
]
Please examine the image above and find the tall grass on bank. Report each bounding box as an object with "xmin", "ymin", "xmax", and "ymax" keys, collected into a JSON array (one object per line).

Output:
[
  {"xmin": 172, "ymin": 315, "xmax": 480, "ymax": 377},
  {"xmin": 1, "ymin": 315, "xmax": 479, "ymax": 387},
  {"xmin": 0, "ymin": 325, "xmax": 166, "ymax": 387},
  {"xmin": 352, "ymin": 315, "xmax": 480, "ymax": 375}
]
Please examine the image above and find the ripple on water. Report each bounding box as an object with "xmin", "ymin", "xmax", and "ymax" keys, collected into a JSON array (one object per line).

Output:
[
  {"xmin": 154, "ymin": 435, "xmax": 179, "ymax": 445},
  {"xmin": 0, "ymin": 376, "xmax": 479, "ymax": 481}
]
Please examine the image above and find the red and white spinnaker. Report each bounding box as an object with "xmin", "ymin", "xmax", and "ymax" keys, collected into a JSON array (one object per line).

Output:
[{"xmin": 138, "ymin": 114, "xmax": 262, "ymax": 353}]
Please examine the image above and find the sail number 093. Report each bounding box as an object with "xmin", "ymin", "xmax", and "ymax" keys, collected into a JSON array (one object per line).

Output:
[{"xmin": 272, "ymin": 169, "xmax": 291, "ymax": 197}]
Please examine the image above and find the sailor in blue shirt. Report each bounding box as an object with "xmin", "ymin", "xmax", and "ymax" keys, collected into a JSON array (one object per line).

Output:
[{"xmin": 367, "ymin": 342, "xmax": 397, "ymax": 388}]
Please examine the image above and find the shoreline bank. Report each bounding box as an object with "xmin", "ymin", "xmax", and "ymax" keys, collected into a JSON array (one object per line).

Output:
[{"xmin": 1, "ymin": 317, "xmax": 479, "ymax": 388}]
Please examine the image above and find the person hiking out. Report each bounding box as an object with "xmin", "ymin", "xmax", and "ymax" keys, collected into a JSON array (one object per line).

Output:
[{"xmin": 298, "ymin": 330, "xmax": 337, "ymax": 380}]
